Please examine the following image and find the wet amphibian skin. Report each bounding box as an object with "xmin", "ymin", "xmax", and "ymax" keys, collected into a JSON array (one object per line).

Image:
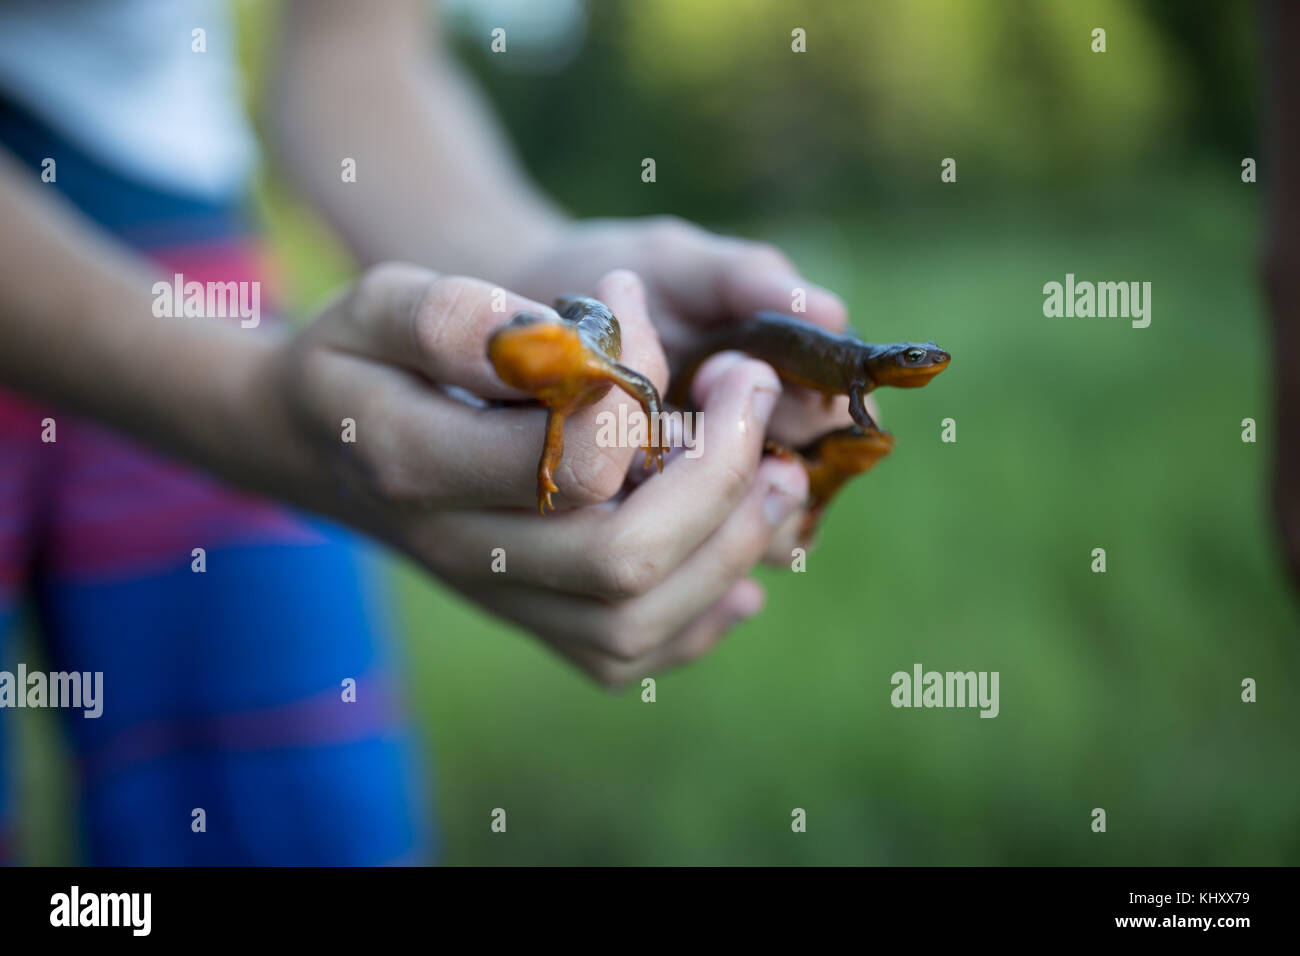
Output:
[
  {"xmin": 766, "ymin": 424, "xmax": 897, "ymax": 539},
  {"xmin": 672, "ymin": 310, "xmax": 949, "ymax": 534},
  {"xmin": 669, "ymin": 310, "xmax": 950, "ymax": 433},
  {"xmin": 488, "ymin": 295, "xmax": 666, "ymax": 513},
  {"xmin": 490, "ymin": 300, "xmax": 949, "ymax": 527}
]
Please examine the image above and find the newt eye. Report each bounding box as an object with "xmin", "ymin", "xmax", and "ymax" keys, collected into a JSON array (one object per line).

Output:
[{"xmin": 904, "ymin": 348, "xmax": 926, "ymax": 363}]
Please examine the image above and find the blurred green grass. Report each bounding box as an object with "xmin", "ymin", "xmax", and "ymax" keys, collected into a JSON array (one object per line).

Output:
[
  {"xmin": 17, "ymin": 171, "xmax": 1297, "ymax": 865},
  {"xmin": 377, "ymin": 174, "xmax": 1299, "ymax": 865},
  {"xmin": 14, "ymin": 0, "xmax": 1291, "ymax": 869}
]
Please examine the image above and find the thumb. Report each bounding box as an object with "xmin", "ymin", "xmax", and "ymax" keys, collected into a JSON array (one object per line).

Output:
[{"xmin": 315, "ymin": 262, "xmax": 560, "ymax": 399}]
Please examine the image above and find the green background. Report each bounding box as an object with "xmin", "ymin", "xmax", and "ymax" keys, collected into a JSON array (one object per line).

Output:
[{"xmin": 18, "ymin": 0, "xmax": 1299, "ymax": 864}]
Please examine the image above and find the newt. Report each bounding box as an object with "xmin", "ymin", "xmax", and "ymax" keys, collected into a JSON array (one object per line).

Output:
[
  {"xmin": 670, "ymin": 310, "xmax": 948, "ymax": 535},
  {"xmin": 765, "ymin": 425, "xmax": 896, "ymax": 540},
  {"xmin": 488, "ymin": 295, "xmax": 667, "ymax": 514},
  {"xmin": 667, "ymin": 311, "xmax": 950, "ymax": 433},
  {"xmin": 489, "ymin": 301, "xmax": 949, "ymax": 526}
]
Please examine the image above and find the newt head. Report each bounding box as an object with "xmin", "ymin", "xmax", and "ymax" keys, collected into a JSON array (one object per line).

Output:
[
  {"xmin": 866, "ymin": 342, "xmax": 950, "ymax": 388},
  {"xmin": 488, "ymin": 311, "xmax": 595, "ymax": 396}
]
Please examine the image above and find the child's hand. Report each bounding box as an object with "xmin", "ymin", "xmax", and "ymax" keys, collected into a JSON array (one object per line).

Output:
[
  {"xmin": 273, "ymin": 266, "xmax": 808, "ymax": 685},
  {"xmin": 506, "ymin": 216, "xmax": 866, "ymax": 449},
  {"xmin": 276, "ymin": 265, "xmax": 670, "ymax": 513}
]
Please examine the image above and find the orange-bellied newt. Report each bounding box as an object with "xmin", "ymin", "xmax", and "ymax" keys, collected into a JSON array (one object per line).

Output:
[
  {"xmin": 765, "ymin": 425, "xmax": 897, "ymax": 539},
  {"xmin": 488, "ymin": 299, "xmax": 949, "ymax": 523},
  {"xmin": 668, "ymin": 310, "xmax": 950, "ymax": 433},
  {"xmin": 487, "ymin": 295, "xmax": 667, "ymax": 514}
]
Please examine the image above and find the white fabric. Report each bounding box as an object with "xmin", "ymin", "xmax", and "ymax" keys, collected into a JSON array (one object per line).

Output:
[{"xmin": 0, "ymin": 0, "xmax": 256, "ymax": 198}]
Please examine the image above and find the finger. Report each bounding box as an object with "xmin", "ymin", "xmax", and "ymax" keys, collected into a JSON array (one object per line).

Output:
[
  {"xmin": 452, "ymin": 454, "xmax": 803, "ymax": 662},
  {"xmin": 766, "ymin": 389, "xmax": 853, "ymax": 447},
  {"xmin": 761, "ymin": 504, "xmax": 814, "ymax": 567},
  {"xmin": 587, "ymin": 268, "xmax": 670, "ymax": 409},
  {"xmin": 714, "ymin": 241, "xmax": 848, "ymax": 333},
  {"xmin": 304, "ymin": 268, "xmax": 674, "ymax": 509},
  {"xmin": 605, "ymin": 456, "xmax": 807, "ymax": 643},
  {"xmin": 317, "ymin": 262, "xmax": 560, "ymax": 398},
  {"xmin": 623, "ymin": 578, "xmax": 765, "ymax": 675},
  {"xmin": 565, "ymin": 579, "xmax": 766, "ymax": 687},
  {"xmin": 413, "ymin": 350, "xmax": 783, "ymax": 596},
  {"xmin": 765, "ymin": 388, "xmax": 884, "ymax": 448},
  {"xmin": 451, "ymin": 565, "xmax": 766, "ymax": 688},
  {"xmin": 526, "ymin": 268, "xmax": 669, "ymax": 509},
  {"xmin": 646, "ymin": 228, "xmax": 848, "ymax": 333}
]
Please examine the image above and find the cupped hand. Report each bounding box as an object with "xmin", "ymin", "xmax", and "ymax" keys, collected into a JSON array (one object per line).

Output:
[
  {"xmin": 505, "ymin": 215, "xmax": 877, "ymax": 448},
  {"xmin": 269, "ymin": 264, "xmax": 809, "ymax": 685}
]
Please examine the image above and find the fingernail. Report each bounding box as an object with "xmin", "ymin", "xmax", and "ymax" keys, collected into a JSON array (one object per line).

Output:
[
  {"xmin": 762, "ymin": 476, "xmax": 803, "ymax": 525},
  {"xmin": 693, "ymin": 351, "xmax": 746, "ymax": 404},
  {"xmin": 735, "ymin": 589, "xmax": 765, "ymax": 621},
  {"xmin": 752, "ymin": 386, "xmax": 780, "ymax": 427}
]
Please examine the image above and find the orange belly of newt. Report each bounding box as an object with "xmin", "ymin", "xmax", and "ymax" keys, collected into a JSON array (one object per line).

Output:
[{"xmin": 488, "ymin": 322, "xmax": 610, "ymax": 406}]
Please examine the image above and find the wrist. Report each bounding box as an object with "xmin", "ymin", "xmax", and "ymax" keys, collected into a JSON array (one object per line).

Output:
[{"xmin": 212, "ymin": 327, "xmax": 335, "ymax": 509}]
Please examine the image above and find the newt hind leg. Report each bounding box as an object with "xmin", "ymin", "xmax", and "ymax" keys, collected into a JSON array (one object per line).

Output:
[
  {"xmin": 536, "ymin": 406, "xmax": 567, "ymax": 514},
  {"xmin": 533, "ymin": 362, "xmax": 667, "ymax": 514},
  {"xmin": 603, "ymin": 361, "xmax": 669, "ymax": 472}
]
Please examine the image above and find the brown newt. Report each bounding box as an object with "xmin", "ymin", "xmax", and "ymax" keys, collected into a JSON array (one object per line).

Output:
[
  {"xmin": 668, "ymin": 310, "xmax": 950, "ymax": 433},
  {"xmin": 671, "ymin": 310, "xmax": 949, "ymax": 535},
  {"xmin": 489, "ymin": 302, "xmax": 949, "ymax": 526},
  {"xmin": 488, "ymin": 295, "xmax": 667, "ymax": 514}
]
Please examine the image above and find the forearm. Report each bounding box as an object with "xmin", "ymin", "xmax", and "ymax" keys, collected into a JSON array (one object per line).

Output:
[
  {"xmin": 270, "ymin": 0, "xmax": 565, "ymax": 279},
  {"xmin": 0, "ymin": 153, "xmax": 317, "ymax": 506}
]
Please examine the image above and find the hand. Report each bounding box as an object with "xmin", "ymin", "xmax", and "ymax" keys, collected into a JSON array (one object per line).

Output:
[
  {"xmin": 267, "ymin": 265, "xmax": 809, "ymax": 685},
  {"xmin": 506, "ymin": 215, "xmax": 876, "ymax": 449}
]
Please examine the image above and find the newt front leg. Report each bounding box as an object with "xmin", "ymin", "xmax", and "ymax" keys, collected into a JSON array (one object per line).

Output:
[{"xmin": 847, "ymin": 382, "xmax": 879, "ymax": 432}]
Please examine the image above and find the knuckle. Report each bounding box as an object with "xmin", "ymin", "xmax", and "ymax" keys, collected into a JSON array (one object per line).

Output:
[
  {"xmin": 354, "ymin": 429, "xmax": 434, "ymax": 508},
  {"xmin": 740, "ymin": 241, "xmax": 795, "ymax": 274},
  {"xmin": 647, "ymin": 215, "xmax": 696, "ymax": 249},
  {"xmin": 590, "ymin": 546, "xmax": 657, "ymax": 600},
  {"xmin": 356, "ymin": 261, "xmax": 406, "ymax": 294},
  {"xmin": 597, "ymin": 617, "xmax": 655, "ymax": 661},
  {"xmin": 418, "ymin": 274, "xmax": 478, "ymax": 326},
  {"xmin": 715, "ymin": 456, "xmax": 753, "ymax": 503},
  {"xmin": 680, "ymin": 627, "xmax": 726, "ymax": 663},
  {"xmin": 421, "ymin": 274, "xmax": 482, "ymax": 316},
  {"xmin": 412, "ymin": 275, "xmax": 492, "ymax": 362},
  {"xmin": 366, "ymin": 455, "xmax": 421, "ymax": 505},
  {"xmin": 562, "ymin": 446, "xmax": 626, "ymax": 505},
  {"xmin": 589, "ymin": 663, "xmax": 627, "ymax": 690},
  {"xmin": 351, "ymin": 262, "xmax": 417, "ymax": 318}
]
